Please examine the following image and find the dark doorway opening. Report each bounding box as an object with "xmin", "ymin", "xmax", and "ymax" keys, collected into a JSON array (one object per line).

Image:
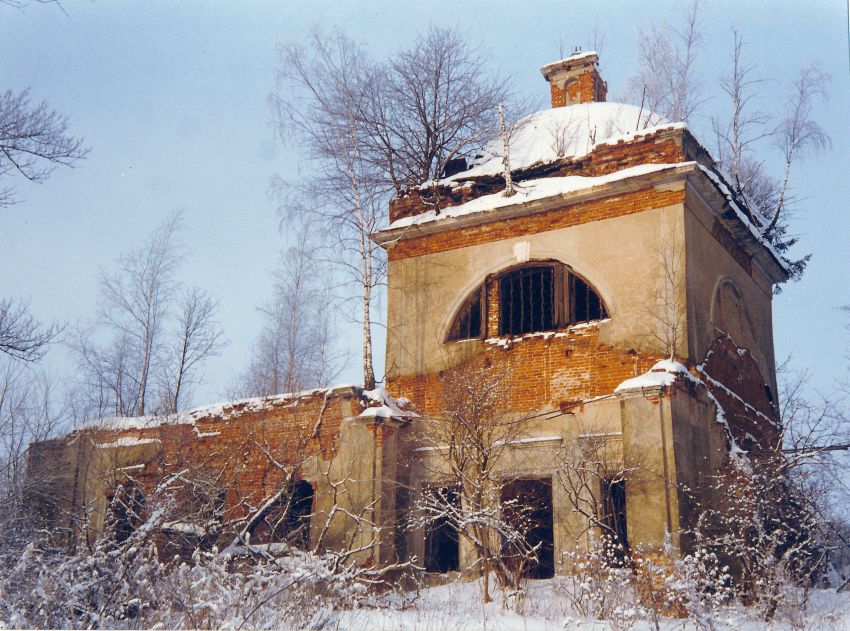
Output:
[
  {"xmin": 600, "ymin": 478, "xmax": 629, "ymax": 563},
  {"xmin": 107, "ymin": 483, "xmax": 145, "ymax": 544},
  {"xmin": 261, "ymin": 480, "xmax": 314, "ymax": 549},
  {"xmin": 394, "ymin": 485, "xmax": 410, "ymax": 563},
  {"xmin": 501, "ymin": 478, "xmax": 555, "ymax": 579},
  {"xmin": 424, "ymin": 486, "xmax": 460, "ymax": 573}
]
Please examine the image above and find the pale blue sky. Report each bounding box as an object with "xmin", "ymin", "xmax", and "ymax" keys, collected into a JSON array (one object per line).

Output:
[{"xmin": 2, "ymin": 0, "xmax": 849, "ymax": 407}]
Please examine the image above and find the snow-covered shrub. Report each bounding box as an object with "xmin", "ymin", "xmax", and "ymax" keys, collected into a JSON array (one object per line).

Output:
[
  {"xmin": 558, "ymin": 540, "xmax": 650, "ymax": 628},
  {"xmin": 0, "ymin": 481, "xmax": 374, "ymax": 629}
]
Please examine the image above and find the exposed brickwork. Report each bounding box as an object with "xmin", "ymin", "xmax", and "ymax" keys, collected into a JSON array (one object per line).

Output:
[
  {"xmin": 71, "ymin": 389, "xmax": 363, "ymax": 529},
  {"xmin": 388, "ymin": 324, "xmax": 659, "ymax": 416},
  {"xmin": 387, "ymin": 131, "xmax": 687, "ymax": 224},
  {"xmin": 388, "ymin": 187, "xmax": 685, "ymax": 261},
  {"xmin": 699, "ymin": 335, "xmax": 780, "ymax": 450},
  {"xmin": 549, "ymin": 68, "xmax": 607, "ymax": 107}
]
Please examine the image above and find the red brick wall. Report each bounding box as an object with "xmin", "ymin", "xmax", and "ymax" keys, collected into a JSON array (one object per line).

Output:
[
  {"xmin": 550, "ymin": 67, "xmax": 607, "ymax": 107},
  {"xmin": 699, "ymin": 335, "xmax": 780, "ymax": 450},
  {"xmin": 79, "ymin": 390, "xmax": 358, "ymax": 525},
  {"xmin": 388, "ymin": 324, "xmax": 659, "ymax": 416},
  {"xmin": 388, "ymin": 187, "xmax": 685, "ymax": 261}
]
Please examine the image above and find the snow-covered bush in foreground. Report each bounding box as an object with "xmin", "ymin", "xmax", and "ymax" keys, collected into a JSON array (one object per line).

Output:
[{"xmin": 0, "ymin": 505, "xmax": 366, "ymax": 630}]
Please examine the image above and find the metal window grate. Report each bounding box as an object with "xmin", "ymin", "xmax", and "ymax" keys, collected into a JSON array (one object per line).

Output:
[
  {"xmin": 499, "ymin": 266, "xmax": 554, "ymax": 335},
  {"xmin": 447, "ymin": 287, "xmax": 483, "ymax": 341}
]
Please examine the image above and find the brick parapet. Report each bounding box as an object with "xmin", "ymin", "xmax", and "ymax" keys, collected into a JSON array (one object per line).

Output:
[
  {"xmin": 387, "ymin": 129, "xmax": 689, "ymax": 225},
  {"xmin": 388, "ymin": 186, "xmax": 685, "ymax": 261}
]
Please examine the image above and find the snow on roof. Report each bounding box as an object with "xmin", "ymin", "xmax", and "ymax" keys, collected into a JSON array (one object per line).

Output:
[
  {"xmin": 539, "ymin": 50, "xmax": 599, "ymax": 74},
  {"xmin": 359, "ymin": 386, "xmax": 418, "ymax": 419},
  {"xmin": 95, "ymin": 436, "xmax": 161, "ymax": 449},
  {"xmin": 85, "ymin": 384, "xmax": 416, "ymax": 434},
  {"xmin": 614, "ymin": 359, "xmax": 696, "ymax": 392},
  {"xmin": 88, "ymin": 384, "xmax": 357, "ymax": 432},
  {"xmin": 697, "ymin": 164, "xmax": 791, "ymax": 274},
  {"xmin": 390, "ymin": 162, "xmax": 689, "ymax": 231},
  {"xmin": 435, "ymin": 102, "xmax": 675, "ymax": 184}
]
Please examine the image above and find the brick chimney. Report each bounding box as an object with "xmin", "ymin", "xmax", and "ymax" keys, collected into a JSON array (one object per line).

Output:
[{"xmin": 540, "ymin": 50, "xmax": 607, "ymax": 108}]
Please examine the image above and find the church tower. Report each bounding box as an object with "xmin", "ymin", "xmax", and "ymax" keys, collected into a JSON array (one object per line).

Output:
[{"xmin": 373, "ymin": 50, "xmax": 789, "ymax": 572}]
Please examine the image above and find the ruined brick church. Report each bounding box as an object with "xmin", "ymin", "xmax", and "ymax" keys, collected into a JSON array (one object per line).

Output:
[{"xmin": 29, "ymin": 52, "xmax": 787, "ymax": 578}]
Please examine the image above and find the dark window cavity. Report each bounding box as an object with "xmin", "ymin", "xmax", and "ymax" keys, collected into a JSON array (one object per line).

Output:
[
  {"xmin": 501, "ymin": 478, "xmax": 555, "ymax": 579},
  {"xmin": 447, "ymin": 287, "xmax": 483, "ymax": 341},
  {"xmin": 108, "ymin": 482, "xmax": 146, "ymax": 544},
  {"xmin": 261, "ymin": 480, "xmax": 314, "ymax": 549},
  {"xmin": 499, "ymin": 266, "xmax": 555, "ymax": 335}
]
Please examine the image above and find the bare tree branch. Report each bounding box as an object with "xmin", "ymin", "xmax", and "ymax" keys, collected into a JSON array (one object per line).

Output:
[{"xmin": 0, "ymin": 88, "xmax": 87, "ymax": 207}]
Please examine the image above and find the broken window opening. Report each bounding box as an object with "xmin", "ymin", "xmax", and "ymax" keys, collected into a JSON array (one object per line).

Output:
[
  {"xmin": 497, "ymin": 263, "xmax": 607, "ymax": 336},
  {"xmin": 424, "ymin": 486, "xmax": 460, "ymax": 573},
  {"xmin": 569, "ymin": 273, "xmax": 608, "ymax": 324},
  {"xmin": 107, "ymin": 482, "xmax": 146, "ymax": 544},
  {"xmin": 261, "ymin": 479, "xmax": 314, "ymax": 549},
  {"xmin": 501, "ymin": 478, "xmax": 555, "ymax": 579},
  {"xmin": 600, "ymin": 478, "xmax": 629, "ymax": 564},
  {"xmin": 447, "ymin": 287, "xmax": 484, "ymax": 341}
]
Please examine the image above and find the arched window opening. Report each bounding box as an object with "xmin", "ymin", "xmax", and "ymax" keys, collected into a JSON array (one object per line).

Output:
[
  {"xmin": 447, "ymin": 287, "xmax": 483, "ymax": 341},
  {"xmin": 498, "ymin": 263, "xmax": 607, "ymax": 336},
  {"xmin": 569, "ymin": 273, "xmax": 608, "ymax": 325}
]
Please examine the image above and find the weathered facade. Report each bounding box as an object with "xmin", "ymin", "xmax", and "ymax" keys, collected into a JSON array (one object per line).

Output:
[{"xmin": 29, "ymin": 52, "xmax": 788, "ymax": 577}]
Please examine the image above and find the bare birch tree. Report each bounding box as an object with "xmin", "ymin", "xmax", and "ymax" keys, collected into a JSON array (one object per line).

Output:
[
  {"xmin": 630, "ymin": 0, "xmax": 705, "ymax": 125},
  {"xmin": 271, "ymin": 27, "xmax": 512, "ymax": 389},
  {"xmin": 762, "ymin": 66, "xmax": 830, "ymax": 237},
  {"xmin": 271, "ymin": 29, "xmax": 383, "ymax": 390},
  {"xmin": 161, "ymin": 288, "xmax": 225, "ymax": 414},
  {"xmin": 361, "ymin": 25, "xmax": 510, "ymax": 191},
  {"xmin": 71, "ymin": 212, "xmax": 224, "ymax": 417},
  {"xmin": 234, "ymin": 222, "xmax": 341, "ymax": 398},
  {"xmin": 709, "ymin": 31, "xmax": 829, "ymax": 280}
]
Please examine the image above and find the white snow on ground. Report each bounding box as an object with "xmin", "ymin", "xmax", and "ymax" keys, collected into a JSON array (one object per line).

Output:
[
  {"xmin": 334, "ymin": 578, "xmax": 850, "ymax": 630},
  {"xmin": 433, "ymin": 102, "xmax": 673, "ymax": 183},
  {"xmin": 391, "ymin": 162, "xmax": 689, "ymax": 230},
  {"xmin": 615, "ymin": 359, "xmax": 695, "ymax": 392}
]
